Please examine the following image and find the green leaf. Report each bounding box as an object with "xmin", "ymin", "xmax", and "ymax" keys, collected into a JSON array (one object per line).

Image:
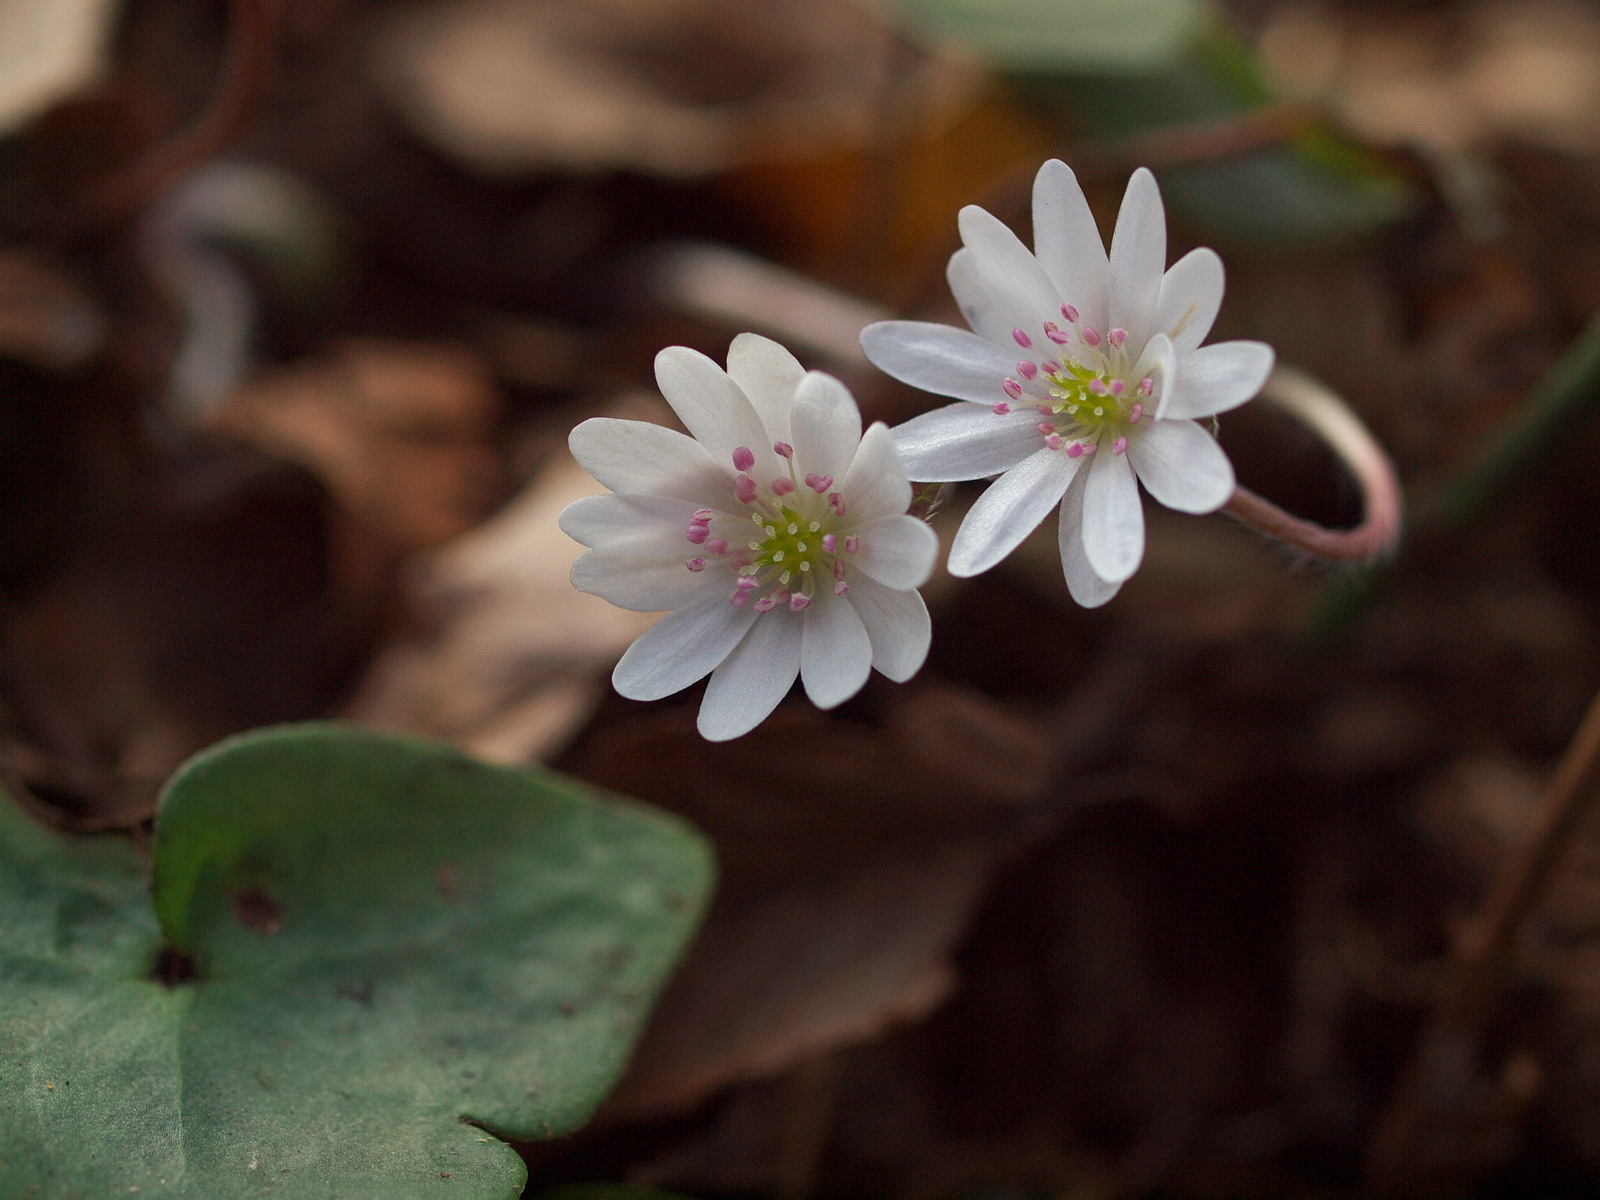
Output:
[
  {"xmin": 879, "ymin": 0, "xmax": 1206, "ymax": 74},
  {"xmin": 0, "ymin": 723, "xmax": 714, "ymax": 1199}
]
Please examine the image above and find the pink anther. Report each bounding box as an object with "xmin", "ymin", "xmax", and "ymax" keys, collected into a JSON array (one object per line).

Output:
[
  {"xmin": 735, "ymin": 475, "xmax": 758, "ymax": 503},
  {"xmin": 1139, "ymin": 377, "xmax": 1154, "ymax": 396},
  {"xmin": 1109, "ymin": 379, "xmax": 1124, "ymax": 396},
  {"xmin": 1043, "ymin": 360, "xmax": 1062, "ymax": 374},
  {"xmin": 706, "ymin": 537, "xmax": 729, "ymax": 555},
  {"xmin": 686, "ymin": 524, "xmax": 709, "ymax": 544},
  {"xmin": 1017, "ymin": 360, "xmax": 1038, "ymax": 380},
  {"xmin": 1083, "ymin": 441, "xmax": 1097, "ymax": 454},
  {"xmin": 789, "ymin": 593, "xmax": 811, "ymax": 612},
  {"xmin": 1045, "ymin": 433, "xmax": 1064, "ymax": 450},
  {"xmin": 732, "ymin": 446, "xmax": 755, "ymax": 471},
  {"xmin": 992, "ymin": 401, "xmax": 1011, "ymax": 415},
  {"xmin": 1067, "ymin": 441, "xmax": 1084, "ymax": 458},
  {"xmin": 1003, "ymin": 379, "xmax": 1023, "ymax": 400},
  {"xmin": 828, "ymin": 492, "xmax": 845, "ymax": 516},
  {"xmin": 834, "ymin": 581, "xmax": 850, "ymax": 596},
  {"xmin": 1046, "ymin": 326, "xmax": 1071, "ymax": 345},
  {"xmin": 1108, "ymin": 328, "xmax": 1127, "ymax": 349},
  {"xmin": 736, "ymin": 575, "xmax": 760, "ymax": 591},
  {"xmin": 1081, "ymin": 326, "xmax": 1101, "ymax": 347},
  {"xmin": 754, "ymin": 596, "xmax": 776, "ymax": 612},
  {"xmin": 773, "ymin": 441, "xmax": 793, "ymax": 458},
  {"xmin": 1113, "ymin": 436, "xmax": 1127, "ymax": 455},
  {"xmin": 833, "ymin": 559, "xmax": 846, "ymax": 579},
  {"xmin": 1061, "ymin": 303, "xmax": 1079, "ymax": 323},
  {"xmin": 1038, "ymin": 420, "xmax": 1055, "ymax": 434},
  {"xmin": 1012, "ymin": 328, "xmax": 1033, "ymax": 348},
  {"xmin": 1128, "ymin": 403, "xmax": 1143, "ymax": 423},
  {"xmin": 845, "ymin": 535, "xmax": 859, "ymax": 554},
  {"xmin": 771, "ymin": 477, "xmax": 796, "ymax": 496},
  {"xmin": 686, "ymin": 557, "xmax": 706, "ymax": 571},
  {"xmin": 730, "ymin": 593, "xmax": 749, "ymax": 607},
  {"xmin": 1088, "ymin": 378, "xmax": 1107, "ymax": 396},
  {"xmin": 821, "ymin": 533, "xmax": 837, "ymax": 553},
  {"xmin": 691, "ymin": 509, "xmax": 714, "ymax": 522},
  {"xmin": 805, "ymin": 473, "xmax": 833, "ymax": 494},
  {"xmin": 1036, "ymin": 405, "xmax": 1053, "ymax": 415}
]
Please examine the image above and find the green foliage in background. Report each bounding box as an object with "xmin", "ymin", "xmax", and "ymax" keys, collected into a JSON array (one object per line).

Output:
[{"xmin": 0, "ymin": 723, "xmax": 714, "ymax": 1199}]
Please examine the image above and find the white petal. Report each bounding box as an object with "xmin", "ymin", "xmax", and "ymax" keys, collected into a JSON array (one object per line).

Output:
[
  {"xmin": 947, "ymin": 247, "xmax": 1035, "ymax": 346},
  {"xmin": 559, "ymin": 493, "xmax": 700, "ymax": 554},
  {"xmin": 791, "ymin": 371, "xmax": 862, "ymax": 483},
  {"xmin": 891, "ymin": 402, "xmax": 1040, "ymax": 482},
  {"xmin": 654, "ymin": 346, "xmax": 778, "ymax": 479},
  {"xmin": 1153, "ymin": 247, "xmax": 1223, "ymax": 357},
  {"xmin": 1058, "ymin": 468, "xmax": 1122, "ymax": 608},
  {"xmin": 1133, "ymin": 332, "xmax": 1179, "ymax": 420},
  {"xmin": 959, "ymin": 206, "xmax": 1062, "ymax": 330},
  {"xmin": 1031, "ymin": 158, "xmax": 1108, "ymax": 331},
  {"xmin": 698, "ymin": 612, "xmax": 802, "ymax": 741},
  {"xmin": 840, "ymin": 423, "xmax": 912, "ymax": 521},
  {"xmin": 571, "ymin": 550, "xmax": 716, "ymax": 611},
  {"xmin": 1107, "ymin": 168, "xmax": 1166, "ymax": 352},
  {"xmin": 569, "ymin": 418, "xmax": 730, "ymax": 505},
  {"xmin": 726, "ymin": 332, "xmax": 803, "ymax": 446},
  {"xmin": 800, "ymin": 588, "xmax": 872, "ymax": 709},
  {"xmin": 613, "ymin": 589, "xmax": 756, "ymax": 700},
  {"xmin": 947, "ymin": 447, "xmax": 1078, "ymax": 577},
  {"xmin": 1163, "ymin": 341, "xmax": 1274, "ymax": 419},
  {"xmin": 860, "ymin": 320, "xmax": 1019, "ymax": 405},
  {"xmin": 1126, "ymin": 418, "xmax": 1235, "ymax": 514},
  {"xmin": 847, "ymin": 514, "xmax": 938, "ymax": 589},
  {"xmin": 844, "ymin": 574, "xmax": 930, "ymax": 682},
  {"xmin": 1082, "ymin": 445, "xmax": 1144, "ymax": 583}
]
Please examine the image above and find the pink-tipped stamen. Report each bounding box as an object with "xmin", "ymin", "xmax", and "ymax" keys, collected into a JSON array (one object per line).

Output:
[
  {"xmin": 834, "ymin": 581, "xmax": 849, "ymax": 596},
  {"xmin": 1045, "ymin": 433, "xmax": 1064, "ymax": 450},
  {"xmin": 732, "ymin": 446, "xmax": 755, "ymax": 471},
  {"xmin": 736, "ymin": 575, "xmax": 760, "ymax": 591},
  {"xmin": 1108, "ymin": 328, "xmax": 1127, "ymax": 349},
  {"xmin": 828, "ymin": 492, "xmax": 845, "ymax": 516},
  {"xmin": 1017, "ymin": 360, "xmax": 1038, "ymax": 380},
  {"xmin": 1043, "ymin": 360, "xmax": 1062, "ymax": 374},
  {"xmin": 1083, "ymin": 441, "xmax": 1098, "ymax": 455},
  {"xmin": 992, "ymin": 401, "xmax": 1011, "ymax": 415},
  {"xmin": 1139, "ymin": 377, "xmax": 1154, "ymax": 396},
  {"xmin": 1067, "ymin": 441, "xmax": 1085, "ymax": 458},
  {"xmin": 832, "ymin": 559, "xmax": 846, "ymax": 579},
  {"xmin": 686, "ymin": 525, "xmax": 709, "ymax": 544},
  {"xmin": 1109, "ymin": 380, "xmax": 1124, "ymax": 396},
  {"xmin": 1088, "ymin": 378, "xmax": 1108, "ymax": 396},
  {"xmin": 1082, "ymin": 326, "xmax": 1101, "ymax": 347},
  {"xmin": 1036, "ymin": 404, "xmax": 1053, "ymax": 415},
  {"xmin": 705, "ymin": 537, "xmax": 729, "ymax": 555},
  {"xmin": 686, "ymin": 557, "xmax": 707, "ymax": 571},
  {"xmin": 771, "ymin": 477, "xmax": 796, "ymax": 496},
  {"xmin": 735, "ymin": 475, "xmax": 758, "ymax": 503},
  {"xmin": 754, "ymin": 596, "xmax": 776, "ymax": 612},
  {"xmin": 1113, "ymin": 436, "xmax": 1128, "ymax": 455},
  {"xmin": 789, "ymin": 593, "xmax": 811, "ymax": 612},
  {"xmin": 730, "ymin": 593, "xmax": 749, "ymax": 607},
  {"xmin": 692, "ymin": 509, "xmax": 714, "ymax": 522},
  {"xmin": 845, "ymin": 535, "xmax": 859, "ymax": 554},
  {"xmin": 1046, "ymin": 326, "xmax": 1071, "ymax": 345},
  {"xmin": 805, "ymin": 473, "xmax": 833, "ymax": 494},
  {"xmin": 773, "ymin": 441, "xmax": 793, "ymax": 458},
  {"xmin": 1012, "ymin": 328, "xmax": 1032, "ymax": 348},
  {"xmin": 1061, "ymin": 303, "xmax": 1079, "ymax": 323},
  {"xmin": 821, "ymin": 533, "xmax": 837, "ymax": 553},
  {"xmin": 1002, "ymin": 379, "xmax": 1023, "ymax": 400},
  {"xmin": 1129, "ymin": 403, "xmax": 1144, "ymax": 424}
]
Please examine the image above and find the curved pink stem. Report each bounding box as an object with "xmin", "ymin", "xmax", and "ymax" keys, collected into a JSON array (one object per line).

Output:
[{"xmin": 1222, "ymin": 365, "xmax": 1402, "ymax": 562}]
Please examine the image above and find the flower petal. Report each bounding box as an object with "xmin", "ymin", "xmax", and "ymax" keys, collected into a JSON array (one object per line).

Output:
[
  {"xmin": 559, "ymin": 492, "xmax": 700, "ymax": 554},
  {"xmin": 891, "ymin": 402, "xmax": 1040, "ymax": 482},
  {"xmin": 1031, "ymin": 158, "xmax": 1108, "ymax": 331},
  {"xmin": 570, "ymin": 550, "xmax": 716, "ymax": 611},
  {"xmin": 947, "ymin": 447, "xmax": 1078, "ymax": 577},
  {"xmin": 848, "ymin": 514, "xmax": 938, "ymax": 589},
  {"xmin": 1133, "ymin": 332, "xmax": 1178, "ymax": 420},
  {"xmin": 654, "ymin": 346, "xmax": 778, "ymax": 479},
  {"xmin": 1153, "ymin": 247, "xmax": 1223, "ymax": 357},
  {"xmin": 1163, "ymin": 341, "xmax": 1274, "ymax": 419},
  {"xmin": 1127, "ymin": 417, "xmax": 1235, "ymax": 514},
  {"xmin": 844, "ymin": 574, "xmax": 930, "ymax": 682},
  {"xmin": 1058, "ymin": 468, "xmax": 1122, "ymax": 608},
  {"xmin": 1082, "ymin": 445, "xmax": 1144, "ymax": 583},
  {"xmin": 791, "ymin": 370, "xmax": 862, "ymax": 483},
  {"xmin": 569, "ymin": 417, "xmax": 730, "ymax": 505},
  {"xmin": 698, "ymin": 611, "xmax": 802, "ymax": 741},
  {"xmin": 800, "ymin": 587, "xmax": 872, "ymax": 709},
  {"xmin": 1107, "ymin": 167, "xmax": 1166, "ymax": 352},
  {"xmin": 726, "ymin": 332, "xmax": 804, "ymax": 445},
  {"xmin": 947, "ymin": 247, "xmax": 1035, "ymax": 346},
  {"xmin": 958, "ymin": 205, "xmax": 1062, "ymax": 334},
  {"xmin": 613, "ymin": 589, "xmax": 757, "ymax": 700},
  {"xmin": 840, "ymin": 423, "xmax": 912, "ymax": 521},
  {"xmin": 860, "ymin": 320, "xmax": 1019, "ymax": 404}
]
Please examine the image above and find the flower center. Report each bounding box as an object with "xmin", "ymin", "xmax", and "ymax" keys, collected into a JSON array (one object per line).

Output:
[
  {"xmin": 683, "ymin": 442, "xmax": 860, "ymax": 613},
  {"xmin": 994, "ymin": 306, "xmax": 1156, "ymax": 458}
]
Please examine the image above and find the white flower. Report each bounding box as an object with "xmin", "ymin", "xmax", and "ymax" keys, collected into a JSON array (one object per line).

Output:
[
  {"xmin": 561, "ymin": 334, "xmax": 939, "ymax": 741},
  {"xmin": 860, "ymin": 161, "xmax": 1275, "ymax": 607}
]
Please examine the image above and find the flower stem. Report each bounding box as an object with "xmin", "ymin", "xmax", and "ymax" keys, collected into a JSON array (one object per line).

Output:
[
  {"xmin": 1365, "ymin": 680, "xmax": 1600, "ymax": 1192},
  {"xmin": 1221, "ymin": 366, "xmax": 1403, "ymax": 562}
]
